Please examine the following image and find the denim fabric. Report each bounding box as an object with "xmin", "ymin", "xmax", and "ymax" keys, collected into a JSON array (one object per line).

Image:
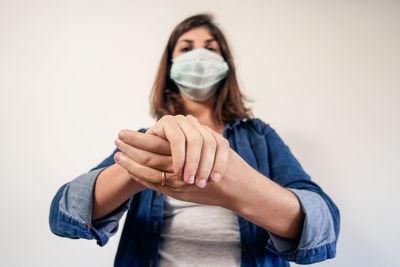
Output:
[
  {"xmin": 267, "ymin": 189, "xmax": 335, "ymax": 252},
  {"xmin": 49, "ymin": 119, "xmax": 340, "ymax": 266},
  {"xmin": 49, "ymin": 167, "xmax": 133, "ymax": 246}
]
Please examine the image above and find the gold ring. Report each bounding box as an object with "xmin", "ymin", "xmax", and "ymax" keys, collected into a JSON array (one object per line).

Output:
[{"xmin": 161, "ymin": 171, "xmax": 166, "ymax": 186}]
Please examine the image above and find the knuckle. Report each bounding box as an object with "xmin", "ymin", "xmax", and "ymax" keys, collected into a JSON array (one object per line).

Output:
[
  {"xmin": 169, "ymin": 135, "xmax": 183, "ymax": 146},
  {"xmin": 140, "ymin": 155, "xmax": 152, "ymax": 166},
  {"xmin": 204, "ymin": 138, "xmax": 217, "ymax": 149},
  {"xmin": 169, "ymin": 177, "xmax": 179, "ymax": 187},
  {"xmin": 222, "ymin": 138, "xmax": 230, "ymax": 148},
  {"xmin": 140, "ymin": 168, "xmax": 151, "ymax": 179},
  {"xmin": 176, "ymin": 114, "xmax": 185, "ymax": 120},
  {"xmin": 188, "ymin": 134, "xmax": 203, "ymax": 147},
  {"xmin": 162, "ymin": 115, "xmax": 173, "ymax": 122},
  {"xmin": 186, "ymin": 114, "xmax": 196, "ymax": 121},
  {"xmin": 159, "ymin": 159, "xmax": 170, "ymax": 170},
  {"xmin": 169, "ymin": 176, "xmax": 183, "ymax": 191},
  {"xmin": 152, "ymin": 142, "xmax": 164, "ymax": 152}
]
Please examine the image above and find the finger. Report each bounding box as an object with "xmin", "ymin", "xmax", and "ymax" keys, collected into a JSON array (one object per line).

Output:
[
  {"xmin": 147, "ymin": 115, "xmax": 186, "ymax": 175},
  {"xmin": 133, "ymin": 177, "xmax": 187, "ymax": 200},
  {"xmin": 130, "ymin": 177, "xmax": 167, "ymax": 194},
  {"xmin": 175, "ymin": 115, "xmax": 204, "ymax": 184},
  {"xmin": 115, "ymin": 139, "xmax": 174, "ymax": 173},
  {"xmin": 118, "ymin": 129, "xmax": 171, "ymax": 155},
  {"xmin": 205, "ymin": 126, "xmax": 230, "ymax": 183},
  {"xmin": 164, "ymin": 171, "xmax": 187, "ymax": 189},
  {"xmin": 131, "ymin": 178, "xmax": 184, "ymax": 199},
  {"xmin": 186, "ymin": 115, "xmax": 216, "ymax": 188},
  {"xmin": 114, "ymin": 151, "xmax": 165, "ymax": 184}
]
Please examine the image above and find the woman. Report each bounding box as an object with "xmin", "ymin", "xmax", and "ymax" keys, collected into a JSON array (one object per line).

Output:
[{"xmin": 49, "ymin": 14, "xmax": 340, "ymax": 266}]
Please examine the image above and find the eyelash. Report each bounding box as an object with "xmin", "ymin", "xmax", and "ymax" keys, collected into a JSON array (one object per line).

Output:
[
  {"xmin": 180, "ymin": 47, "xmax": 217, "ymax": 52},
  {"xmin": 180, "ymin": 47, "xmax": 191, "ymax": 52}
]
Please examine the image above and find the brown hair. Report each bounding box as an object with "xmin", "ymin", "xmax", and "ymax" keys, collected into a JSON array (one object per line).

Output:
[{"xmin": 150, "ymin": 13, "xmax": 252, "ymax": 125}]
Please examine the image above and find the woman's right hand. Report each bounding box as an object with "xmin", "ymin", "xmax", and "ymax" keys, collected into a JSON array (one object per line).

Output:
[{"xmin": 146, "ymin": 114, "xmax": 230, "ymax": 188}]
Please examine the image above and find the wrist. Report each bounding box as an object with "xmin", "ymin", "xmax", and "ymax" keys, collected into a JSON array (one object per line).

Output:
[
  {"xmin": 216, "ymin": 149, "xmax": 251, "ymax": 213},
  {"xmin": 113, "ymin": 163, "xmax": 147, "ymax": 193},
  {"xmin": 217, "ymin": 155, "xmax": 304, "ymax": 239}
]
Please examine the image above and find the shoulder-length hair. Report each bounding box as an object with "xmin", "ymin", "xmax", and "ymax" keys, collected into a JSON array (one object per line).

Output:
[{"xmin": 150, "ymin": 13, "xmax": 252, "ymax": 125}]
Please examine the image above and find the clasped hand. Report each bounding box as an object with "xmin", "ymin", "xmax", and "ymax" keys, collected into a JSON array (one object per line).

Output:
[{"xmin": 113, "ymin": 115, "xmax": 233, "ymax": 205}]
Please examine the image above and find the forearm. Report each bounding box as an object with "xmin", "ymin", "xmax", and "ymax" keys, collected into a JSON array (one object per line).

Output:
[
  {"xmin": 221, "ymin": 151, "xmax": 304, "ymax": 240},
  {"xmin": 92, "ymin": 163, "xmax": 146, "ymax": 221}
]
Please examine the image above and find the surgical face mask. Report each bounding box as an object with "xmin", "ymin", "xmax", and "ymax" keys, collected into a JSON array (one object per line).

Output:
[{"xmin": 170, "ymin": 48, "xmax": 229, "ymax": 101}]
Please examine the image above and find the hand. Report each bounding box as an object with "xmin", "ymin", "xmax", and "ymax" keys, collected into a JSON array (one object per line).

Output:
[
  {"xmin": 113, "ymin": 130, "xmax": 238, "ymax": 207},
  {"xmin": 114, "ymin": 124, "xmax": 305, "ymax": 240},
  {"xmin": 115, "ymin": 129, "xmax": 174, "ymax": 175},
  {"xmin": 144, "ymin": 114, "xmax": 230, "ymax": 188}
]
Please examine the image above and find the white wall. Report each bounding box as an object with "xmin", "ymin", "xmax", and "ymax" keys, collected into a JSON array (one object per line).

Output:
[{"xmin": 0, "ymin": 1, "xmax": 399, "ymax": 266}]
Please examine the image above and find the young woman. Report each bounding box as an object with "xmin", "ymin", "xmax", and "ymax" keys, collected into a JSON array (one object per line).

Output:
[{"xmin": 49, "ymin": 14, "xmax": 340, "ymax": 267}]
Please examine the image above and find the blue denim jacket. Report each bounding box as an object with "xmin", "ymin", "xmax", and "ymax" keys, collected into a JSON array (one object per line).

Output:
[{"xmin": 49, "ymin": 118, "xmax": 340, "ymax": 266}]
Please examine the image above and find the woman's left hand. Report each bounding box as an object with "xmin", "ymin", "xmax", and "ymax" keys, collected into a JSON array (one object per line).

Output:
[{"xmin": 141, "ymin": 114, "xmax": 230, "ymax": 188}]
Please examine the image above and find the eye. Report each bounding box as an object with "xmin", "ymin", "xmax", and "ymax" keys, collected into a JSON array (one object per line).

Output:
[
  {"xmin": 206, "ymin": 47, "xmax": 217, "ymax": 52},
  {"xmin": 180, "ymin": 47, "xmax": 191, "ymax": 52}
]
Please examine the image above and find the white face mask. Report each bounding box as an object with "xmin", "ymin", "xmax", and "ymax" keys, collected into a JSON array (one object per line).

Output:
[{"xmin": 170, "ymin": 48, "xmax": 229, "ymax": 101}]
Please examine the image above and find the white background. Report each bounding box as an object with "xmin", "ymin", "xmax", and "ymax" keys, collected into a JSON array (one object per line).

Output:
[{"xmin": 0, "ymin": 1, "xmax": 399, "ymax": 266}]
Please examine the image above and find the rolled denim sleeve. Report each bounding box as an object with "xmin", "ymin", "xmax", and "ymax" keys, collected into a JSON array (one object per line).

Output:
[
  {"xmin": 49, "ymin": 165, "xmax": 132, "ymax": 247},
  {"xmin": 266, "ymin": 189, "xmax": 336, "ymax": 263},
  {"xmin": 254, "ymin": 119, "xmax": 340, "ymax": 264},
  {"xmin": 49, "ymin": 129, "xmax": 146, "ymax": 246}
]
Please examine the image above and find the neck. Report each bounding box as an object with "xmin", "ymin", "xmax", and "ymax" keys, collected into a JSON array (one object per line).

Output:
[{"xmin": 181, "ymin": 94, "xmax": 224, "ymax": 134}]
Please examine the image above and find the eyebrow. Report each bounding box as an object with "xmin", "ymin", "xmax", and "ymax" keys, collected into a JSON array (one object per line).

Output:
[{"xmin": 180, "ymin": 38, "xmax": 216, "ymax": 44}]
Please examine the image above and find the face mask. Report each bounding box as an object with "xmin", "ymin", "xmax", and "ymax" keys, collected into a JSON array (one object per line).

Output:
[{"xmin": 170, "ymin": 48, "xmax": 229, "ymax": 101}]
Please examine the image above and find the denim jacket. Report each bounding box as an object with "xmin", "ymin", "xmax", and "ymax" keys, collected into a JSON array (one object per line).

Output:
[{"xmin": 49, "ymin": 118, "xmax": 340, "ymax": 266}]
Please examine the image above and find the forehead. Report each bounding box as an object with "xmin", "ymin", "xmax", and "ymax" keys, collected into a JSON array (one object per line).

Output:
[{"xmin": 177, "ymin": 27, "xmax": 214, "ymax": 42}]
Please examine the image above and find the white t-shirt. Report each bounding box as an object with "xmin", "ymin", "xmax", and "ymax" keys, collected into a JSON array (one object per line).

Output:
[{"xmin": 157, "ymin": 195, "xmax": 241, "ymax": 267}]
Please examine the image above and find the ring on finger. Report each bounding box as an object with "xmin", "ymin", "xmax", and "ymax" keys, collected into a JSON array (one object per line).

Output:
[{"xmin": 161, "ymin": 171, "xmax": 166, "ymax": 186}]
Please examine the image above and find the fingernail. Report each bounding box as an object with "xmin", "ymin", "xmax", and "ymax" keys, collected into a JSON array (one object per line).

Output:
[
  {"xmin": 211, "ymin": 173, "xmax": 221, "ymax": 183},
  {"xmin": 119, "ymin": 130, "xmax": 125, "ymax": 140},
  {"xmin": 188, "ymin": 176, "xmax": 195, "ymax": 184},
  {"xmin": 115, "ymin": 139, "xmax": 121, "ymax": 146},
  {"xmin": 178, "ymin": 168, "xmax": 184, "ymax": 176},
  {"xmin": 114, "ymin": 153, "xmax": 121, "ymax": 161},
  {"xmin": 197, "ymin": 179, "xmax": 207, "ymax": 188}
]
